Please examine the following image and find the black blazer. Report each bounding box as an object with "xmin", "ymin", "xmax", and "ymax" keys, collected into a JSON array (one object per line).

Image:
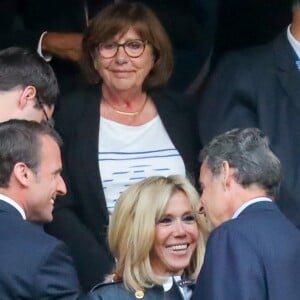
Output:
[
  {"xmin": 0, "ymin": 200, "xmax": 84, "ymax": 299},
  {"xmin": 88, "ymin": 281, "xmax": 164, "ymax": 300},
  {"xmin": 46, "ymin": 86, "xmax": 200, "ymax": 291},
  {"xmin": 192, "ymin": 201, "xmax": 300, "ymax": 300},
  {"xmin": 198, "ymin": 30, "xmax": 300, "ymax": 227}
]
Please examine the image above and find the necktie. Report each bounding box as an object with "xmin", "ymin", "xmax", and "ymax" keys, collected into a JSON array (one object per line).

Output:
[{"xmin": 164, "ymin": 278, "xmax": 183, "ymax": 300}]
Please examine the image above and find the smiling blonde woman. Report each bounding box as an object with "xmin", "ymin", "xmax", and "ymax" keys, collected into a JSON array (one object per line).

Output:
[{"xmin": 88, "ymin": 175, "xmax": 207, "ymax": 300}]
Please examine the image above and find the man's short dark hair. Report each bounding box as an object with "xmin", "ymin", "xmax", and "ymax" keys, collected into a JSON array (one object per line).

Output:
[
  {"xmin": 0, "ymin": 47, "xmax": 59, "ymax": 107},
  {"xmin": 0, "ymin": 119, "xmax": 62, "ymax": 187},
  {"xmin": 200, "ymin": 128, "xmax": 281, "ymax": 199}
]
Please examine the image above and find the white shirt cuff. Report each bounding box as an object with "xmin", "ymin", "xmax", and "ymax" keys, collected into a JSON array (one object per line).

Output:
[{"xmin": 37, "ymin": 31, "xmax": 52, "ymax": 62}]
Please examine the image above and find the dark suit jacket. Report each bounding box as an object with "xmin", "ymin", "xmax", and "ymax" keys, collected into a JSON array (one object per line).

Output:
[
  {"xmin": 192, "ymin": 201, "xmax": 300, "ymax": 300},
  {"xmin": 89, "ymin": 281, "xmax": 164, "ymax": 300},
  {"xmin": 0, "ymin": 200, "xmax": 85, "ymax": 299},
  {"xmin": 198, "ymin": 30, "xmax": 300, "ymax": 227},
  {"xmin": 46, "ymin": 86, "xmax": 201, "ymax": 291}
]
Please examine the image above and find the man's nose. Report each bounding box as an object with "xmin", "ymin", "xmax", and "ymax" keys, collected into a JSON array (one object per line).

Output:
[{"xmin": 56, "ymin": 175, "xmax": 67, "ymax": 196}]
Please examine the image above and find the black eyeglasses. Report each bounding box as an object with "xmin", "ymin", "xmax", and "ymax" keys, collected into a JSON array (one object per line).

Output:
[
  {"xmin": 98, "ymin": 39, "xmax": 148, "ymax": 58},
  {"xmin": 36, "ymin": 98, "xmax": 49, "ymax": 121},
  {"xmin": 36, "ymin": 98, "xmax": 54, "ymax": 127}
]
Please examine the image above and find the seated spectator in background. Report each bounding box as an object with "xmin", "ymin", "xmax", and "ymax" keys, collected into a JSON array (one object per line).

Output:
[
  {"xmin": 89, "ymin": 175, "xmax": 206, "ymax": 300},
  {"xmin": 46, "ymin": 2, "xmax": 201, "ymax": 291},
  {"xmin": 0, "ymin": 46, "xmax": 58, "ymax": 123},
  {"xmin": 0, "ymin": 120, "xmax": 85, "ymax": 299},
  {"xmin": 198, "ymin": 0, "xmax": 300, "ymax": 229},
  {"xmin": 0, "ymin": 0, "xmax": 219, "ymax": 94},
  {"xmin": 192, "ymin": 128, "xmax": 300, "ymax": 300}
]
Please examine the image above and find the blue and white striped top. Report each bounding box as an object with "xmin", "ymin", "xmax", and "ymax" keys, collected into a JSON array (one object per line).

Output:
[{"xmin": 98, "ymin": 116, "xmax": 186, "ymax": 214}]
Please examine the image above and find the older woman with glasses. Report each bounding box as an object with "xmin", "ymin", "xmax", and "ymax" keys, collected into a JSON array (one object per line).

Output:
[
  {"xmin": 89, "ymin": 175, "xmax": 207, "ymax": 300},
  {"xmin": 47, "ymin": 1, "xmax": 201, "ymax": 291}
]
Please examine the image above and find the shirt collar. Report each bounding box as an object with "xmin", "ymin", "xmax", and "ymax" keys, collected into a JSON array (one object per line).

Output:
[
  {"xmin": 163, "ymin": 276, "xmax": 181, "ymax": 292},
  {"xmin": 231, "ymin": 197, "xmax": 272, "ymax": 219},
  {"xmin": 0, "ymin": 194, "xmax": 26, "ymax": 220},
  {"xmin": 287, "ymin": 25, "xmax": 300, "ymax": 59}
]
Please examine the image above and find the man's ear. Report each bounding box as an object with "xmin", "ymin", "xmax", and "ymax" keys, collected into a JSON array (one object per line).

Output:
[
  {"xmin": 12, "ymin": 162, "xmax": 33, "ymax": 187},
  {"xmin": 18, "ymin": 86, "xmax": 37, "ymax": 109},
  {"xmin": 220, "ymin": 161, "xmax": 232, "ymax": 190}
]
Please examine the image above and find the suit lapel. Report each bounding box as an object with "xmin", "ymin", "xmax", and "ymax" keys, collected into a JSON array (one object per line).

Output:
[{"xmin": 274, "ymin": 32, "xmax": 300, "ymax": 113}]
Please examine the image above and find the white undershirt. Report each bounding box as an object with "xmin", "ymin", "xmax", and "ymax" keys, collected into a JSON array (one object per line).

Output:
[{"xmin": 98, "ymin": 116, "xmax": 186, "ymax": 214}]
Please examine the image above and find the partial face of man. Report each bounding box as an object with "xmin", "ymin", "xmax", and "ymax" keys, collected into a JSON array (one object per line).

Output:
[
  {"xmin": 199, "ymin": 161, "xmax": 231, "ymax": 229},
  {"xmin": 25, "ymin": 135, "xmax": 66, "ymax": 223},
  {"xmin": 0, "ymin": 87, "xmax": 54, "ymax": 123}
]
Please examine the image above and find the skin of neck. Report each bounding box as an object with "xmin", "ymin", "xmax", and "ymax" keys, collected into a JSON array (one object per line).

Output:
[
  {"xmin": 291, "ymin": 8, "xmax": 300, "ymax": 41},
  {"xmin": 0, "ymin": 187, "xmax": 28, "ymax": 216},
  {"xmin": 101, "ymin": 85, "xmax": 146, "ymax": 109},
  {"xmin": 227, "ymin": 183, "xmax": 269, "ymax": 220}
]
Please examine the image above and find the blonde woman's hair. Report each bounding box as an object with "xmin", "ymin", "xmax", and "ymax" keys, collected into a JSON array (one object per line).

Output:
[{"xmin": 108, "ymin": 175, "xmax": 206, "ymax": 292}]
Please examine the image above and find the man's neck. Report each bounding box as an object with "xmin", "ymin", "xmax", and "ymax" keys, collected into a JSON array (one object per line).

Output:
[{"xmin": 291, "ymin": 10, "xmax": 300, "ymax": 41}]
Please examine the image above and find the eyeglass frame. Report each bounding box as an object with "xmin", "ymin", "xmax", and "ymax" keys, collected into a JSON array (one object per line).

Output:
[
  {"xmin": 97, "ymin": 39, "xmax": 149, "ymax": 59},
  {"xmin": 36, "ymin": 97, "xmax": 54, "ymax": 127}
]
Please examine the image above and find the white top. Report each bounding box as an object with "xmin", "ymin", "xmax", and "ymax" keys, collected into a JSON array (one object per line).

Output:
[
  {"xmin": 98, "ymin": 116, "xmax": 186, "ymax": 214},
  {"xmin": 0, "ymin": 193, "xmax": 26, "ymax": 220}
]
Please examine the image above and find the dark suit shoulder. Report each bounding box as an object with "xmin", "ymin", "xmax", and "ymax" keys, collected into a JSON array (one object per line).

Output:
[{"xmin": 210, "ymin": 202, "xmax": 300, "ymax": 254}]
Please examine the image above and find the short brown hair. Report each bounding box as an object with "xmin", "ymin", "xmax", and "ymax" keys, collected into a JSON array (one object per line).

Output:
[{"xmin": 81, "ymin": 2, "xmax": 173, "ymax": 90}]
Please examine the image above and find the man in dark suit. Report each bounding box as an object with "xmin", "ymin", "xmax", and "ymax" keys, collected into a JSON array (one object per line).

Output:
[
  {"xmin": 0, "ymin": 120, "xmax": 85, "ymax": 299},
  {"xmin": 198, "ymin": 0, "xmax": 300, "ymax": 229},
  {"xmin": 193, "ymin": 128, "xmax": 300, "ymax": 300}
]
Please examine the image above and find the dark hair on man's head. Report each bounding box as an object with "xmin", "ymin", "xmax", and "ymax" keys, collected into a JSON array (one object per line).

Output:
[
  {"xmin": 0, "ymin": 47, "xmax": 59, "ymax": 107},
  {"xmin": 200, "ymin": 128, "xmax": 281, "ymax": 199},
  {"xmin": 0, "ymin": 119, "xmax": 62, "ymax": 187},
  {"xmin": 81, "ymin": 1, "xmax": 173, "ymax": 90}
]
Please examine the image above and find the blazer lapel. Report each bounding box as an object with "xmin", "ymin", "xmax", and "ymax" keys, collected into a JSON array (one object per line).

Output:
[
  {"xmin": 75, "ymin": 89, "xmax": 109, "ymax": 225},
  {"xmin": 150, "ymin": 89, "xmax": 200, "ymax": 183}
]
